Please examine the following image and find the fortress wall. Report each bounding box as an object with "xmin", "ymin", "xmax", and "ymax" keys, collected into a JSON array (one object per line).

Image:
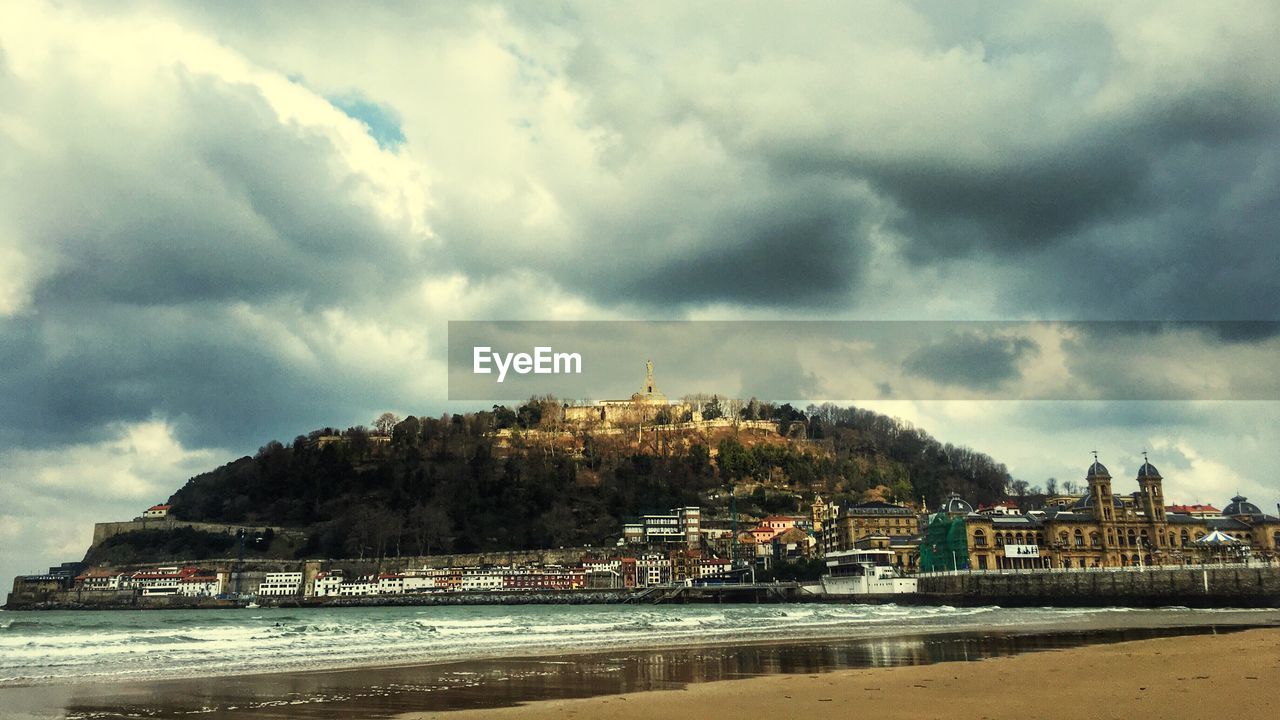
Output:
[{"xmin": 90, "ymin": 519, "xmax": 304, "ymax": 547}]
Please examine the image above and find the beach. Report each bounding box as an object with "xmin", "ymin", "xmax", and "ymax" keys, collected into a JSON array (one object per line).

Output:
[
  {"xmin": 410, "ymin": 627, "xmax": 1280, "ymax": 720},
  {"xmin": 2, "ymin": 605, "xmax": 1278, "ymax": 719}
]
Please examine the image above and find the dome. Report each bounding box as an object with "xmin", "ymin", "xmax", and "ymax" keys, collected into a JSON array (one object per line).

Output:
[
  {"xmin": 1136, "ymin": 461, "xmax": 1161, "ymax": 479},
  {"xmin": 1086, "ymin": 460, "xmax": 1110, "ymax": 478},
  {"xmin": 1222, "ymin": 495, "xmax": 1261, "ymax": 516},
  {"xmin": 941, "ymin": 493, "xmax": 974, "ymax": 515}
]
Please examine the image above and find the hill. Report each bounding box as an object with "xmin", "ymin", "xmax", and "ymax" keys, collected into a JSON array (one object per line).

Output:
[{"xmin": 144, "ymin": 400, "xmax": 1010, "ymax": 563}]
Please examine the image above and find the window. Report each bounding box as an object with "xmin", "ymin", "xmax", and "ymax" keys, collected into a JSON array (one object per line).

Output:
[
  {"xmin": 973, "ymin": 530, "xmax": 987, "ymax": 548},
  {"xmin": 995, "ymin": 533, "xmax": 1005, "ymax": 546},
  {"xmin": 1074, "ymin": 529, "xmax": 1084, "ymax": 547},
  {"xmin": 1274, "ymin": 531, "xmax": 1280, "ymax": 548},
  {"xmin": 1181, "ymin": 530, "xmax": 1189, "ymax": 546},
  {"xmin": 1090, "ymin": 532, "xmax": 1101, "ymax": 548}
]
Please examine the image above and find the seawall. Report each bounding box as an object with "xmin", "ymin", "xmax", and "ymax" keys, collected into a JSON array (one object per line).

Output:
[{"xmin": 916, "ymin": 566, "xmax": 1280, "ymax": 608}]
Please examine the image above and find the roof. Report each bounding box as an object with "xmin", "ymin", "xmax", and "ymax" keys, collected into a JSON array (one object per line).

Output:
[
  {"xmin": 1086, "ymin": 460, "xmax": 1110, "ymax": 478},
  {"xmin": 1223, "ymin": 495, "xmax": 1262, "ymax": 517},
  {"xmin": 1207, "ymin": 517, "xmax": 1252, "ymax": 531},
  {"xmin": 147, "ymin": 504, "xmax": 172, "ymax": 511},
  {"xmin": 1166, "ymin": 504, "xmax": 1219, "ymax": 514},
  {"xmin": 845, "ymin": 501, "xmax": 915, "ymax": 516},
  {"xmin": 1195, "ymin": 529, "xmax": 1242, "ymax": 545},
  {"xmin": 1136, "ymin": 461, "xmax": 1161, "ymax": 479},
  {"xmin": 1072, "ymin": 492, "xmax": 1124, "ymax": 511},
  {"xmin": 992, "ymin": 515, "xmax": 1041, "ymax": 528}
]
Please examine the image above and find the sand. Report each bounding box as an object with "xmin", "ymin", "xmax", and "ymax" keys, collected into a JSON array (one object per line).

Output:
[{"xmin": 404, "ymin": 628, "xmax": 1280, "ymax": 720}]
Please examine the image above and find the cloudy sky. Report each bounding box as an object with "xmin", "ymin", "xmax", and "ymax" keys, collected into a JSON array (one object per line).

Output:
[{"xmin": 2, "ymin": 1, "xmax": 1278, "ymax": 584}]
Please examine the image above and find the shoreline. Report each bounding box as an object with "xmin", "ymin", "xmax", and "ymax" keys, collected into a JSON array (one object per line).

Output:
[
  {"xmin": 4, "ymin": 606, "xmax": 1277, "ymax": 689},
  {"xmin": 3, "ymin": 610, "xmax": 1278, "ymax": 718},
  {"xmin": 403, "ymin": 627, "xmax": 1280, "ymax": 720}
]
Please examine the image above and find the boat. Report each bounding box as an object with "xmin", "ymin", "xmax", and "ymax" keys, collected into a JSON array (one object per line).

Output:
[
  {"xmin": 819, "ymin": 548, "xmax": 917, "ymax": 595},
  {"xmin": 245, "ymin": 601, "xmax": 260, "ymax": 609}
]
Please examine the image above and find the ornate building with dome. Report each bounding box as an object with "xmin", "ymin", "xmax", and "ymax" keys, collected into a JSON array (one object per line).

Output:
[{"xmin": 920, "ymin": 456, "xmax": 1280, "ymax": 572}]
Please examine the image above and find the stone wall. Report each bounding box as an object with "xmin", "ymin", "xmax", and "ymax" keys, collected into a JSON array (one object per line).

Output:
[
  {"xmin": 90, "ymin": 518, "xmax": 304, "ymax": 547},
  {"xmin": 917, "ymin": 566, "xmax": 1280, "ymax": 607}
]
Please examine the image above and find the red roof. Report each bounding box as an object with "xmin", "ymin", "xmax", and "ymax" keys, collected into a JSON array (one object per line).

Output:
[
  {"xmin": 1167, "ymin": 504, "xmax": 1220, "ymax": 514},
  {"xmin": 148, "ymin": 504, "xmax": 172, "ymax": 510}
]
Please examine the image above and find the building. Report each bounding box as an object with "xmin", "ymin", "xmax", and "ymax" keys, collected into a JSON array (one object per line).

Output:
[
  {"xmin": 178, "ymin": 572, "xmax": 225, "ymax": 597},
  {"xmin": 920, "ymin": 456, "xmax": 1280, "ymax": 572},
  {"xmin": 622, "ymin": 506, "xmax": 701, "ymax": 548},
  {"xmin": 561, "ymin": 360, "xmax": 696, "ymax": 427},
  {"xmin": 257, "ymin": 571, "xmax": 303, "ymax": 596},
  {"xmin": 142, "ymin": 504, "xmax": 172, "ymax": 519},
  {"xmin": 821, "ymin": 501, "xmax": 920, "ymax": 556}
]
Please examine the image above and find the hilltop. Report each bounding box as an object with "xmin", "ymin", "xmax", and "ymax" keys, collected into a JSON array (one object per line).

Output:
[{"xmin": 89, "ymin": 400, "xmax": 1011, "ymax": 564}]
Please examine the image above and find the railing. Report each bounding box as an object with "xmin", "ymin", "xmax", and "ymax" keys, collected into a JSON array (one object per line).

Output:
[{"xmin": 915, "ymin": 559, "xmax": 1278, "ymax": 578}]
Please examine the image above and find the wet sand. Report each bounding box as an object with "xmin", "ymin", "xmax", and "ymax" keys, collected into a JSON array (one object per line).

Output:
[
  {"xmin": 3, "ymin": 613, "xmax": 1278, "ymax": 719},
  {"xmin": 408, "ymin": 627, "xmax": 1280, "ymax": 720}
]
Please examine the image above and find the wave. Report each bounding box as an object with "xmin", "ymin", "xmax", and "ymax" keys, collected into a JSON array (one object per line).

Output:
[{"xmin": 2, "ymin": 604, "xmax": 1265, "ymax": 686}]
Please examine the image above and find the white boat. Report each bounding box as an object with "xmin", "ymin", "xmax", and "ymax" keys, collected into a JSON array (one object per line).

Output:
[
  {"xmin": 245, "ymin": 601, "xmax": 260, "ymax": 609},
  {"xmin": 820, "ymin": 548, "xmax": 917, "ymax": 595}
]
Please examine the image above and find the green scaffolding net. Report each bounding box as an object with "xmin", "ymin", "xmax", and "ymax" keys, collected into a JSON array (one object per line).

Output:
[{"xmin": 919, "ymin": 514, "xmax": 969, "ymax": 571}]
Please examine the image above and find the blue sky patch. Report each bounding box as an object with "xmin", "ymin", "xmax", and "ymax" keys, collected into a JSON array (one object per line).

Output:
[{"xmin": 328, "ymin": 93, "xmax": 406, "ymax": 150}]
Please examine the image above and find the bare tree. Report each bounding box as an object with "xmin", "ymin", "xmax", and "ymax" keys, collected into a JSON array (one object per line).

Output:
[{"xmin": 373, "ymin": 412, "xmax": 401, "ymax": 436}]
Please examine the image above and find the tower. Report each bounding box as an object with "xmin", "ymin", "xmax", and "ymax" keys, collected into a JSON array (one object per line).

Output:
[
  {"xmin": 1086, "ymin": 452, "xmax": 1114, "ymax": 522},
  {"xmin": 1086, "ymin": 452, "xmax": 1118, "ymax": 564},
  {"xmin": 1136, "ymin": 452, "xmax": 1166, "ymax": 546}
]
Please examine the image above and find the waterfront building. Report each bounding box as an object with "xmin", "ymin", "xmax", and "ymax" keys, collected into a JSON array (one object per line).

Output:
[
  {"xmin": 256, "ymin": 571, "xmax": 303, "ymax": 596},
  {"xmin": 622, "ymin": 506, "xmax": 702, "ymax": 548},
  {"xmin": 819, "ymin": 500, "xmax": 921, "ymax": 558},
  {"xmin": 634, "ymin": 554, "xmax": 672, "ymax": 587},
  {"xmin": 178, "ymin": 572, "xmax": 225, "ymax": 597},
  {"xmin": 920, "ymin": 456, "xmax": 1280, "ymax": 571}
]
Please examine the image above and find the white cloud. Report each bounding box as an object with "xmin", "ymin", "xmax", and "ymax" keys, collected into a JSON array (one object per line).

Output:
[{"xmin": 0, "ymin": 419, "xmax": 228, "ymax": 583}]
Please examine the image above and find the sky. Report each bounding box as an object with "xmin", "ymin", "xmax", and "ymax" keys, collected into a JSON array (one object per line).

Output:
[{"xmin": 1, "ymin": 0, "xmax": 1279, "ymax": 584}]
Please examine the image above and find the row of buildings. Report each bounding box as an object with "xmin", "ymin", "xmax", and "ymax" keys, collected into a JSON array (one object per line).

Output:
[
  {"xmin": 61, "ymin": 550, "xmax": 743, "ymax": 600},
  {"xmin": 814, "ymin": 457, "xmax": 1280, "ymax": 572}
]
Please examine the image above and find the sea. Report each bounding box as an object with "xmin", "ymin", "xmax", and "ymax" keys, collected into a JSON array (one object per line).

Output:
[{"xmin": 1, "ymin": 603, "xmax": 1272, "ymax": 687}]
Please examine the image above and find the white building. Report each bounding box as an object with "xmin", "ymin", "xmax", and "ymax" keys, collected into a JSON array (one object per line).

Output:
[
  {"xmin": 178, "ymin": 573, "xmax": 225, "ymax": 597},
  {"xmin": 311, "ymin": 571, "xmax": 344, "ymax": 597},
  {"xmin": 256, "ymin": 572, "xmax": 303, "ymax": 596},
  {"xmin": 635, "ymin": 555, "xmax": 671, "ymax": 587}
]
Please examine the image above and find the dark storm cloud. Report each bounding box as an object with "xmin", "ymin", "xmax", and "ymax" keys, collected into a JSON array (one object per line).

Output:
[
  {"xmin": 0, "ymin": 304, "xmax": 392, "ymax": 452},
  {"xmin": 26, "ymin": 73, "xmax": 421, "ymax": 311},
  {"xmin": 609, "ymin": 191, "xmax": 871, "ymax": 308},
  {"xmin": 902, "ymin": 331, "xmax": 1037, "ymax": 391},
  {"xmin": 0, "ymin": 64, "xmax": 427, "ymax": 452}
]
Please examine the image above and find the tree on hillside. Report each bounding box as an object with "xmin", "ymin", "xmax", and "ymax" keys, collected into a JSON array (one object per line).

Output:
[
  {"xmin": 702, "ymin": 395, "xmax": 724, "ymax": 420},
  {"xmin": 1011, "ymin": 479, "xmax": 1029, "ymax": 504},
  {"xmin": 374, "ymin": 412, "xmax": 400, "ymax": 436}
]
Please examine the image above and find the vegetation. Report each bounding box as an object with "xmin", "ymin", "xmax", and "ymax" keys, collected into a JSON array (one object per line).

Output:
[{"xmin": 157, "ymin": 401, "xmax": 1011, "ymax": 562}]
